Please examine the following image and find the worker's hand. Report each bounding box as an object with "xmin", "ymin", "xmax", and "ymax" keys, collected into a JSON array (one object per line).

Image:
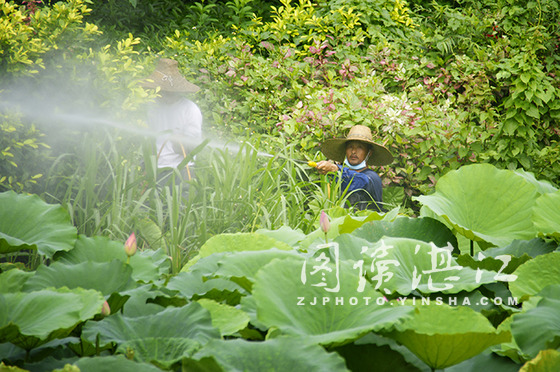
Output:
[{"xmin": 316, "ymin": 160, "xmax": 338, "ymax": 175}]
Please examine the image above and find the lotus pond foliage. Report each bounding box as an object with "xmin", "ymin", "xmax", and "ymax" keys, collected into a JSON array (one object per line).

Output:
[{"xmin": 1, "ymin": 164, "xmax": 560, "ymax": 370}]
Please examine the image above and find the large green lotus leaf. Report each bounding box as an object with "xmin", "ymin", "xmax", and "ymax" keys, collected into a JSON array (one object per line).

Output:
[
  {"xmin": 0, "ymin": 269, "xmax": 33, "ymax": 293},
  {"xmin": 533, "ymin": 190, "xmax": 560, "ymax": 238},
  {"xmin": 252, "ymin": 258, "xmax": 414, "ymax": 347},
  {"xmin": 337, "ymin": 207, "xmax": 399, "ymax": 235},
  {"xmin": 414, "ymin": 164, "xmax": 538, "ymax": 247},
  {"xmin": 514, "ymin": 168, "xmax": 558, "ymax": 194},
  {"xmin": 117, "ymin": 337, "xmax": 200, "ymax": 369},
  {"xmin": 166, "ymin": 271, "xmax": 246, "ymax": 305},
  {"xmin": 55, "ymin": 235, "xmax": 170, "ymax": 282},
  {"xmin": 119, "ymin": 285, "xmax": 184, "ymax": 318},
  {"xmin": 384, "ymin": 304, "xmax": 511, "ymax": 369},
  {"xmin": 255, "ymin": 225, "xmax": 307, "ymax": 247},
  {"xmin": 0, "ymin": 288, "xmax": 104, "ymax": 350},
  {"xmin": 519, "ymin": 349, "xmax": 560, "ymax": 372},
  {"xmin": 0, "ymin": 191, "xmax": 77, "ymax": 257},
  {"xmin": 187, "ymin": 337, "xmax": 350, "ymax": 372},
  {"xmin": 182, "ymin": 232, "xmax": 293, "ymax": 271},
  {"xmin": 458, "ymin": 239, "xmax": 558, "ymax": 281},
  {"xmin": 22, "ymin": 260, "xmax": 137, "ymax": 295},
  {"xmin": 336, "ymin": 236, "xmax": 496, "ymax": 295},
  {"xmin": 511, "ymin": 285, "xmax": 560, "ymax": 358},
  {"xmin": 351, "ymin": 216, "xmax": 458, "ymax": 251},
  {"xmin": 71, "ymin": 355, "xmax": 163, "ymax": 372},
  {"xmin": 212, "ymin": 249, "xmax": 301, "ymax": 291},
  {"xmin": 335, "ymin": 334, "xmax": 431, "ymax": 372},
  {"xmin": 82, "ymin": 302, "xmax": 220, "ymax": 348},
  {"xmin": 196, "ymin": 299, "xmax": 250, "ymax": 336},
  {"xmin": 510, "ymin": 252, "xmax": 560, "ymax": 301},
  {"xmin": 483, "ymin": 238, "xmax": 558, "ymax": 259}
]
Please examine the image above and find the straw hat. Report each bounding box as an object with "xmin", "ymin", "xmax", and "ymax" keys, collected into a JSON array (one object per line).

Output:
[
  {"xmin": 141, "ymin": 58, "xmax": 200, "ymax": 93},
  {"xmin": 321, "ymin": 125, "xmax": 393, "ymax": 166}
]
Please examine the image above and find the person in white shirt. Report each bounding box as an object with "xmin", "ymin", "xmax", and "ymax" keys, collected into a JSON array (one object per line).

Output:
[{"xmin": 142, "ymin": 58, "xmax": 203, "ymax": 182}]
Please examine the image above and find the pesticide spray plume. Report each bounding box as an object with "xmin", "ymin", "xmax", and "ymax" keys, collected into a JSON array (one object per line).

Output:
[{"xmin": 0, "ymin": 65, "xmax": 318, "ymax": 167}]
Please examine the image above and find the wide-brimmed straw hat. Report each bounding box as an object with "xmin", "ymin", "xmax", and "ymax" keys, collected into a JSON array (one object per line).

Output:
[
  {"xmin": 141, "ymin": 58, "xmax": 200, "ymax": 93},
  {"xmin": 321, "ymin": 125, "xmax": 393, "ymax": 166}
]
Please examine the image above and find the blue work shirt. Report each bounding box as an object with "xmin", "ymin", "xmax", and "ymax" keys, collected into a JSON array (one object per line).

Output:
[{"xmin": 337, "ymin": 165, "xmax": 384, "ymax": 212}]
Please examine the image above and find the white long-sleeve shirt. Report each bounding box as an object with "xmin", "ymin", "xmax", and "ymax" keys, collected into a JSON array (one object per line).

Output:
[{"xmin": 148, "ymin": 98, "xmax": 203, "ymax": 169}]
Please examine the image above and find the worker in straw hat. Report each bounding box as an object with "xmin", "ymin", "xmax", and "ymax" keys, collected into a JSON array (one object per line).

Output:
[
  {"xmin": 315, "ymin": 125, "xmax": 393, "ymax": 212},
  {"xmin": 141, "ymin": 58, "xmax": 203, "ymax": 183}
]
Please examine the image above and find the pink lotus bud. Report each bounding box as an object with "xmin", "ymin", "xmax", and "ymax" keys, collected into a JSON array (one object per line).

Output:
[
  {"xmin": 101, "ymin": 300, "xmax": 111, "ymax": 316},
  {"xmin": 320, "ymin": 211, "xmax": 330, "ymax": 233},
  {"xmin": 124, "ymin": 233, "xmax": 137, "ymax": 257}
]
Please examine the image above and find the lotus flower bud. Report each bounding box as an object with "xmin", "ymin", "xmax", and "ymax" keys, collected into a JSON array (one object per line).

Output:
[
  {"xmin": 101, "ymin": 300, "xmax": 111, "ymax": 316},
  {"xmin": 320, "ymin": 211, "xmax": 330, "ymax": 233},
  {"xmin": 124, "ymin": 232, "xmax": 137, "ymax": 257}
]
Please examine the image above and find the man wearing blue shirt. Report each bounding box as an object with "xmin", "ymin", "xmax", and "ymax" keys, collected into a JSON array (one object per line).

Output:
[{"xmin": 315, "ymin": 125, "xmax": 393, "ymax": 212}]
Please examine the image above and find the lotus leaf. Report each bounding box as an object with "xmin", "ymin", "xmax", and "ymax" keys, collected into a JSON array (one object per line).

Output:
[
  {"xmin": 511, "ymin": 285, "xmax": 560, "ymax": 358},
  {"xmin": 414, "ymin": 164, "xmax": 538, "ymax": 247},
  {"xmin": 255, "ymin": 225, "xmax": 306, "ymax": 246},
  {"xmin": 519, "ymin": 349, "xmax": 560, "ymax": 372},
  {"xmin": 252, "ymin": 258, "xmax": 414, "ymax": 347},
  {"xmin": 444, "ymin": 351, "xmax": 522, "ymax": 372},
  {"xmin": 510, "ymin": 252, "xmax": 560, "ymax": 301},
  {"xmin": 351, "ymin": 216, "xmax": 458, "ymax": 251},
  {"xmin": 514, "ymin": 169, "xmax": 558, "ymax": 194},
  {"xmin": 167, "ymin": 271, "xmax": 246, "ymax": 305},
  {"xmin": 0, "ymin": 191, "xmax": 77, "ymax": 257},
  {"xmin": 55, "ymin": 235, "xmax": 170, "ymax": 282},
  {"xmin": 335, "ymin": 333, "xmax": 431, "ymax": 372},
  {"xmin": 384, "ymin": 304, "xmax": 511, "ymax": 369},
  {"xmin": 23, "ymin": 260, "xmax": 137, "ymax": 295},
  {"xmin": 82, "ymin": 302, "xmax": 220, "ymax": 348},
  {"xmin": 196, "ymin": 298, "xmax": 250, "ymax": 336},
  {"xmin": 182, "ymin": 232, "xmax": 293, "ymax": 271},
  {"xmin": 212, "ymin": 249, "xmax": 301, "ymax": 291},
  {"xmin": 116, "ymin": 337, "xmax": 200, "ymax": 369},
  {"xmin": 0, "ymin": 269, "xmax": 33, "ymax": 293},
  {"xmin": 533, "ymin": 190, "xmax": 560, "ymax": 238},
  {"xmin": 70, "ymin": 355, "xmax": 163, "ymax": 372},
  {"xmin": 0, "ymin": 288, "xmax": 104, "ymax": 350},
  {"xmin": 336, "ymin": 236, "xmax": 496, "ymax": 295},
  {"xmin": 187, "ymin": 337, "xmax": 350, "ymax": 372}
]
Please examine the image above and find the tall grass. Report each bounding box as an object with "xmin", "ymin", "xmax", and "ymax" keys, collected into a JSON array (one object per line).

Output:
[{"xmin": 40, "ymin": 129, "xmax": 343, "ymax": 274}]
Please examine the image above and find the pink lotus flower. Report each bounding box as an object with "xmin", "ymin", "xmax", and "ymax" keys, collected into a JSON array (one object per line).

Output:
[
  {"xmin": 320, "ymin": 211, "xmax": 330, "ymax": 233},
  {"xmin": 101, "ymin": 300, "xmax": 111, "ymax": 316},
  {"xmin": 124, "ymin": 233, "xmax": 137, "ymax": 257}
]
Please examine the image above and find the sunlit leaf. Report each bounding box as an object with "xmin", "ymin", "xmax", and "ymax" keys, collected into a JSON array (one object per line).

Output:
[
  {"xmin": 0, "ymin": 288, "xmax": 104, "ymax": 350},
  {"xmin": 384, "ymin": 304, "xmax": 511, "ymax": 369},
  {"xmin": 533, "ymin": 190, "xmax": 560, "ymax": 238},
  {"xmin": 519, "ymin": 349, "xmax": 560, "ymax": 372},
  {"xmin": 0, "ymin": 191, "xmax": 77, "ymax": 257},
  {"xmin": 510, "ymin": 252, "xmax": 560, "ymax": 301},
  {"xmin": 414, "ymin": 164, "xmax": 538, "ymax": 246},
  {"xmin": 197, "ymin": 298, "xmax": 250, "ymax": 336},
  {"xmin": 182, "ymin": 233, "xmax": 293, "ymax": 271}
]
